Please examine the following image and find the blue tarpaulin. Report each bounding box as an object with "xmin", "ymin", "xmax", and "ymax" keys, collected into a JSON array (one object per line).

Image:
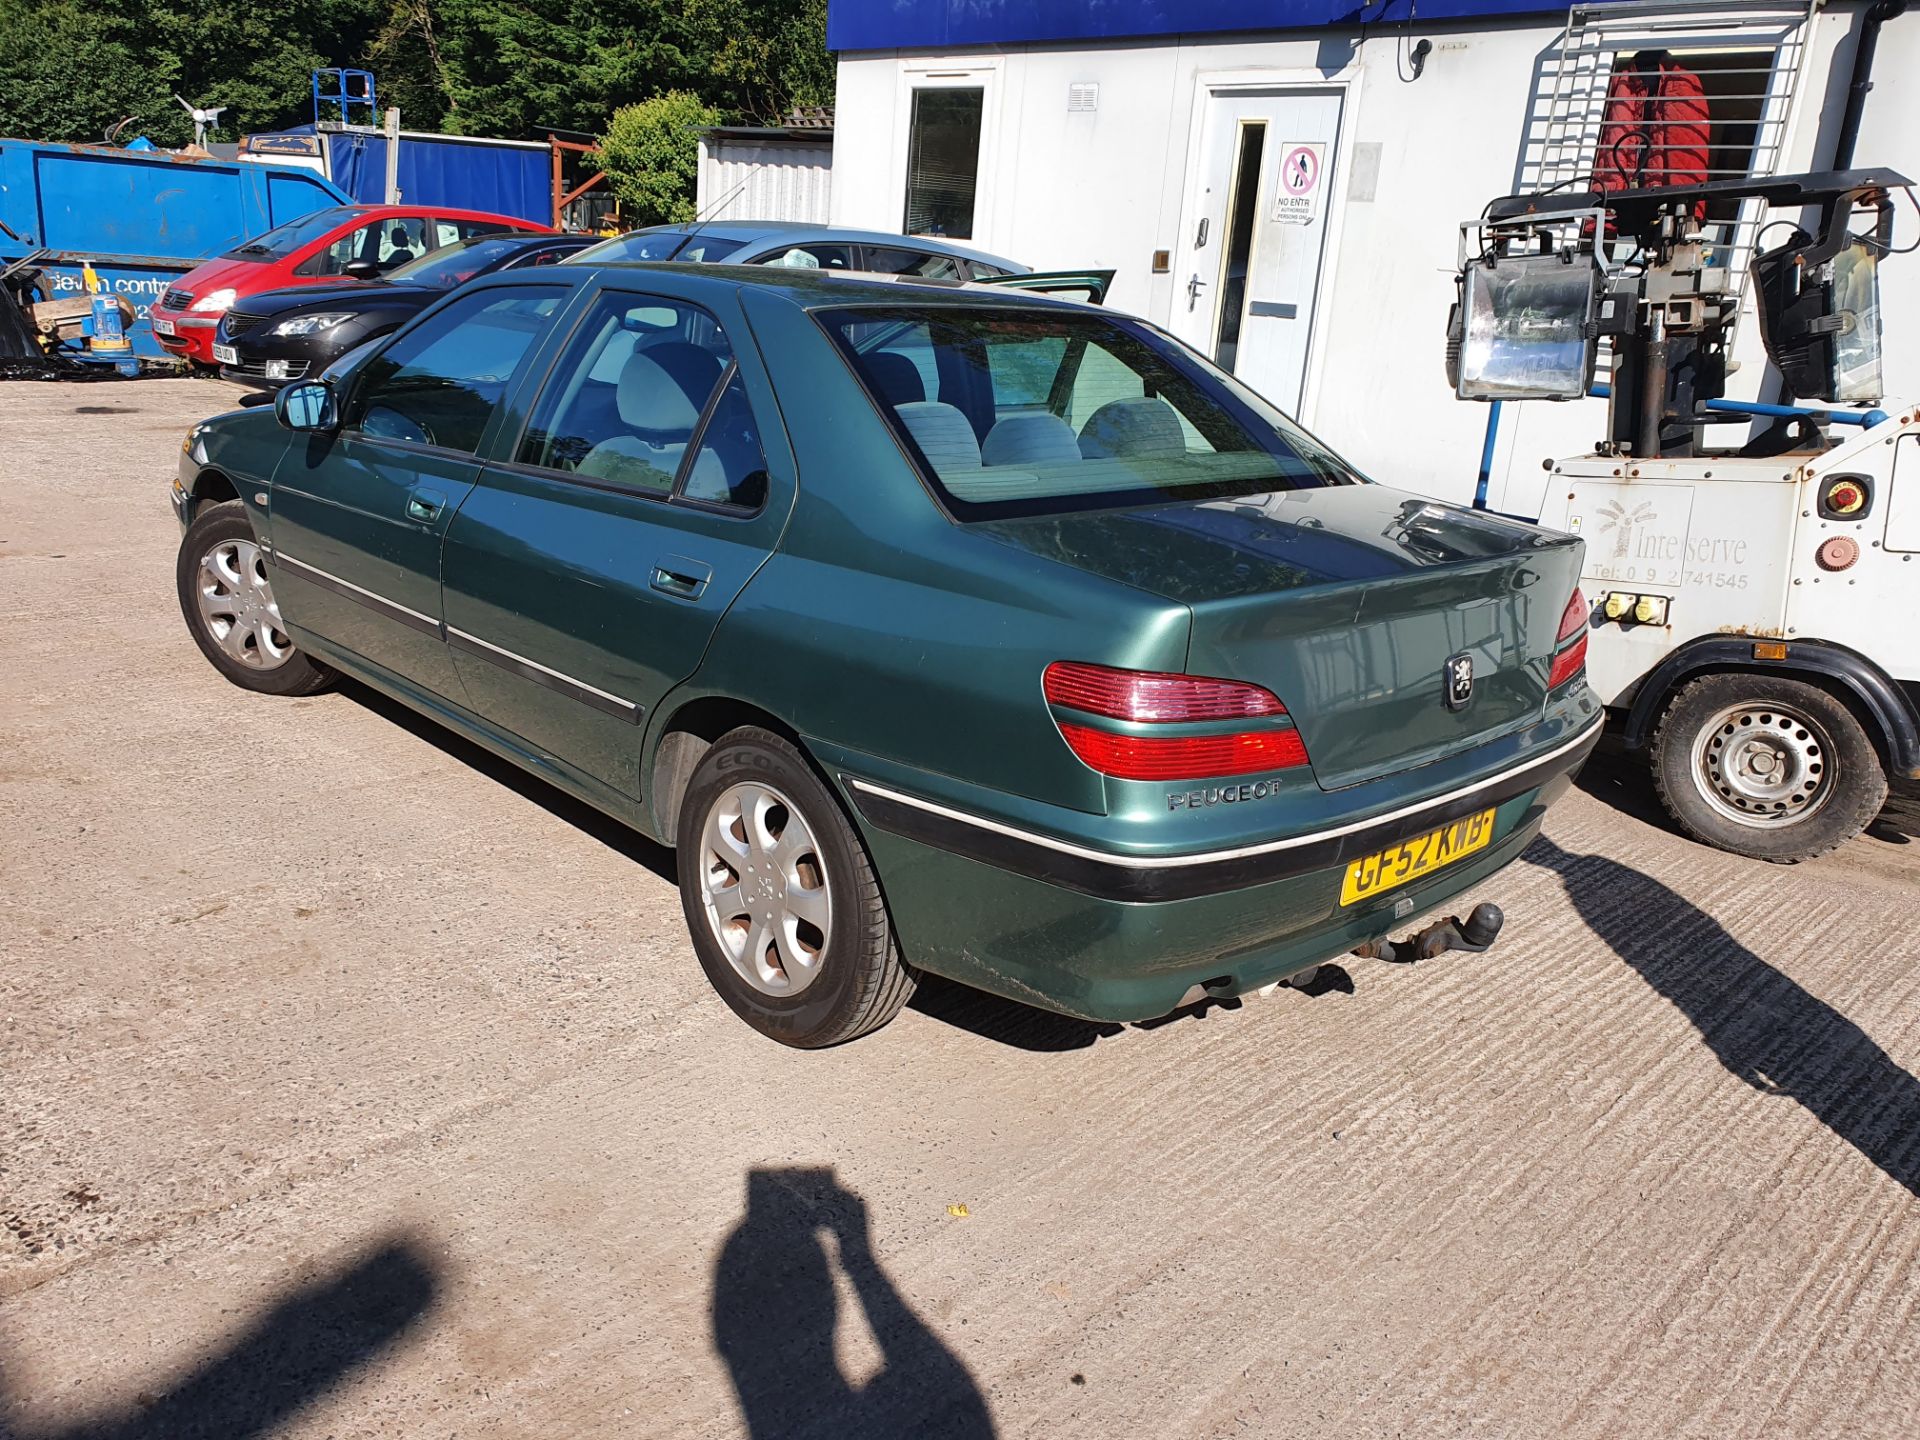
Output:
[
  {"xmin": 255, "ymin": 126, "xmax": 550, "ymax": 225},
  {"xmin": 828, "ymin": 0, "xmax": 1560, "ymax": 50}
]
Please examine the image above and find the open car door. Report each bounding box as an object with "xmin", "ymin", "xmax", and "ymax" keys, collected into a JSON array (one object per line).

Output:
[{"xmin": 976, "ymin": 270, "xmax": 1116, "ymax": 306}]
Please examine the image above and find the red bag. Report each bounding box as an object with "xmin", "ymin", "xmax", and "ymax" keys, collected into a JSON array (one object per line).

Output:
[{"xmin": 1590, "ymin": 50, "xmax": 1711, "ymax": 221}]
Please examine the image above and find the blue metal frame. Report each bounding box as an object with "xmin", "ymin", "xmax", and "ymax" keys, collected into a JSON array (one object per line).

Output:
[{"xmin": 313, "ymin": 68, "xmax": 379, "ymax": 128}]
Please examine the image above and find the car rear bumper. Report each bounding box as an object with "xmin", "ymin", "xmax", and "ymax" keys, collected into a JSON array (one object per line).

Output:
[
  {"xmin": 828, "ymin": 703, "xmax": 1602, "ymax": 1022},
  {"xmin": 845, "ymin": 720, "xmax": 1597, "ymax": 904}
]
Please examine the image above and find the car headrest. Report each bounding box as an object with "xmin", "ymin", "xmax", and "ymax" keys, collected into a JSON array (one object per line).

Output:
[
  {"xmin": 895, "ymin": 401, "xmax": 982, "ymax": 472},
  {"xmin": 618, "ymin": 341, "xmax": 722, "ymax": 434},
  {"xmin": 1078, "ymin": 397, "xmax": 1188, "ymax": 459},
  {"xmin": 982, "ymin": 412, "xmax": 1081, "ymax": 467},
  {"xmin": 863, "ymin": 351, "xmax": 927, "ymax": 408}
]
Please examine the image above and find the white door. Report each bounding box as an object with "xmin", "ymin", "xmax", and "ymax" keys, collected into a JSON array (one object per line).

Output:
[{"xmin": 1170, "ymin": 88, "xmax": 1343, "ymax": 416}]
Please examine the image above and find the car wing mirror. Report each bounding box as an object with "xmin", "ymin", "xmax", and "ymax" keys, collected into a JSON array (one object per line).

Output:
[
  {"xmin": 275, "ymin": 380, "xmax": 339, "ymax": 433},
  {"xmin": 343, "ymin": 258, "xmax": 380, "ymax": 281}
]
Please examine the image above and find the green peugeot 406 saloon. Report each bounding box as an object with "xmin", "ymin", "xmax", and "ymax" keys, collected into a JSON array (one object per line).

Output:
[{"xmin": 172, "ymin": 263, "xmax": 1602, "ymax": 1047}]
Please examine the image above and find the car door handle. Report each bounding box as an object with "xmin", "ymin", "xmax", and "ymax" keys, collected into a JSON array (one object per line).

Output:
[
  {"xmin": 650, "ymin": 556, "xmax": 713, "ymax": 600},
  {"xmin": 405, "ymin": 489, "xmax": 445, "ymax": 523}
]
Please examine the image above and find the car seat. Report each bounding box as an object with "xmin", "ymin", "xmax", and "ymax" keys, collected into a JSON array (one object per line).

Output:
[
  {"xmin": 894, "ymin": 401, "xmax": 983, "ymax": 472},
  {"xmin": 578, "ymin": 342, "xmax": 723, "ymax": 488},
  {"xmin": 1077, "ymin": 397, "xmax": 1187, "ymax": 459},
  {"xmin": 982, "ymin": 413, "xmax": 1080, "ymax": 466},
  {"xmin": 863, "ymin": 351, "xmax": 927, "ymax": 409},
  {"xmin": 386, "ymin": 226, "xmax": 419, "ymax": 265}
]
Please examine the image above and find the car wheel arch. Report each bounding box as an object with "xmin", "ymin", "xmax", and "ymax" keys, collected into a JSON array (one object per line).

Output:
[
  {"xmin": 647, "ymin": 696, "xmax": 807, "ymax": 844},
  {"xmin": 190, "ymin": 467, "xmax": 240, "ymax": 506},
  {"xmin": 1627, "ymin": 640, "xmax": 1913, "ymax": 775}
]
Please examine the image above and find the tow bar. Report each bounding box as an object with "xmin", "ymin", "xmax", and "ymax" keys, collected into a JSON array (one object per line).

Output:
[{"xmin": 1350, "ymin": 902, "xmax": 1505, "ymax": 966}]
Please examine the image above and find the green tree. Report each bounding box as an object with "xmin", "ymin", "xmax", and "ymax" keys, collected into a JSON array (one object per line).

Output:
[
  {"xmin": 0, "ymin": 0, "xmax": 828, "ymax": 150},
  {"xmin": 684, "ymin": 0, "xmax": 834, "ymax": 123},
  {"xmin": 0, "ymin": 0, "xmax": 177, "ymax": 144},
  {"xmin": 596, "ymin": 90, "xmax": 720, "ymax": 225}
]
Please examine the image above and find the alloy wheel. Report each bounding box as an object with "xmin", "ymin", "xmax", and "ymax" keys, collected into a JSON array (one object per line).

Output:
[
  {"xmin": 196, "ymin": 538, "xmax": 294, "ymax": 670},
  {"xmin": 697, "ymin": 780, "xmax": 833, "ymax": 996}
]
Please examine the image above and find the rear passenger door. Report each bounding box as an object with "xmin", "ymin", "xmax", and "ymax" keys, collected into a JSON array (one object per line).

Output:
[{"xmin": 440, "ymin": 283, "xmax": 793, "ymax": 802}]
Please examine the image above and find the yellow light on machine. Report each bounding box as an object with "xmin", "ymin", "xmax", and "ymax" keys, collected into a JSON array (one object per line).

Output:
[{"xmin": 1600, "ymin": 591, "xmax": 1670, "ymax": 626}]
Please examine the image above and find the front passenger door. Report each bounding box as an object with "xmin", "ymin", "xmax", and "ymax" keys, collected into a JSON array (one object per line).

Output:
[{"xmin": 270, "ymin": 284, "xmax": 566, "ymax": 701}]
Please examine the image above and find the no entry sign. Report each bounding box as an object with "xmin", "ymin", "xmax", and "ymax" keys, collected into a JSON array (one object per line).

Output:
[{"xmin": 1274, "ymin": 141, "xmax": 1327, "ymax": 224}]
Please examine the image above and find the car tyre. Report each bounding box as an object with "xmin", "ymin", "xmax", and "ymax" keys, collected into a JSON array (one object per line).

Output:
[
  {"xmin": 177, "ymin": 500, "xmax": 336, "ymax": 696},
  {"xmin": 1651, "ymin": 672, "xmax": 1886, "ymax": 863},
  {"xmin": 676, "ymin": 727, "xmax": 916, "ymax": 1047}
]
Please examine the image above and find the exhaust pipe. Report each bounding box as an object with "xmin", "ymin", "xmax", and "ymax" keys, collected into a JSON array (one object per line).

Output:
[{"xmin": 1351, "ymin": 901, "xmax": 1505, "ymax": 966}]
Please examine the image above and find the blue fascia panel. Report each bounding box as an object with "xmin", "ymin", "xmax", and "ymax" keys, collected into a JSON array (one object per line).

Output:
[{"xmin": 828, "ymin": 0, "xmax": 1559, "ymax": 51}]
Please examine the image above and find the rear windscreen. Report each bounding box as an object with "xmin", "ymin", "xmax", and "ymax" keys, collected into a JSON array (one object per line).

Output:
[{"xmin": 820, "ymin": 305, "xmax": 1360, "ymax": 520}]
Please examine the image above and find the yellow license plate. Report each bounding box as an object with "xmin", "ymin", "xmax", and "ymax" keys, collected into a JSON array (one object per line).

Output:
[{"xmin": 1340, "ymin": 808, "xmax": 1496, "ymax": 906}]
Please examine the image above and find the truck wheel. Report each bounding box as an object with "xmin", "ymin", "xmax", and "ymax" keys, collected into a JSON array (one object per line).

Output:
[
  {"xmin": 676, "ymin": 727, "xmax": 916, "ymax": 1047},
  {"xmin": 1651, "ymin": 673, "xmax": 1887, "ymax": 863}
]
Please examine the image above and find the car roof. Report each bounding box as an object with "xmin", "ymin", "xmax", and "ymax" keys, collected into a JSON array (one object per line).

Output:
[
  {"xmin": 354, "ymin": 204, "xmax": 547, "ymax": 225},
  {"xmin": 625, "ymin": 221, "xmax": 1024, "ymax": 270},
  {"xmin": 481, "ymin": 261, "xmax": 1103, "ymax": 315}
]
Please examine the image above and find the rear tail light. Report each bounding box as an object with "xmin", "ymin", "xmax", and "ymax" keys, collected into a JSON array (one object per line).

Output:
[
  {"xmin": 1043, "ymin": 662, "xmax": 1309, "ymax": 780},
  {"xmin": 1042, "ymin": 662, "xmax": 1286, "ymax": 721},
  {"xmin": 1056, "ymin": 725, "xmax": 1308, "ymax": 780},
  {"xmin": 1547, "ymin": 586, "xmax": 1589, "ymax": 691}
]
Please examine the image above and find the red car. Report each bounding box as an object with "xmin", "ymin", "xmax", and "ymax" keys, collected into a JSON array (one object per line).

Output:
[{"xmin": 150, "ymin": 204, "xmax": 549, "ymax": 365}]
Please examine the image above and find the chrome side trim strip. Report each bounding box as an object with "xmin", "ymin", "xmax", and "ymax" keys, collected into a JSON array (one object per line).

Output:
[
  {"xmin": 847, "ymin": 717, "xmax": 1604, "ymax": 872},
  {"xmin": 274, "ymin": 552, "xmax": 440, "ymax": 635},
  {"xmin": 445, "ymin": 626, "xmax": 642, "ymax": 722}
]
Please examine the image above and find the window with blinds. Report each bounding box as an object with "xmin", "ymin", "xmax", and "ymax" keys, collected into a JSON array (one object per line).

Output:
[{"xmin": 903, "ymin": 87, "xmax": 985, "ymax": 239}]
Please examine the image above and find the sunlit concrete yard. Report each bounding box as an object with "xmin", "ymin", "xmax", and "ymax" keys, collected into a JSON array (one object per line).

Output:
[{"xmin": 3, "ymin": 378, "xmax": 1919, "ymax": 1438}]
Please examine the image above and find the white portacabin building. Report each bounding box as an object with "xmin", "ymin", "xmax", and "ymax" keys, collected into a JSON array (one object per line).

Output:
[{"xmin": 826, "ymin": 0, "xmax": 1920, "ymax": 519}]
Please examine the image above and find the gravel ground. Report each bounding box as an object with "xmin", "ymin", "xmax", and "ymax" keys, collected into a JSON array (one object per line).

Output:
[{"xmin": 2, "ymin": 377, "xmax": 1918, "ymax": 1439}]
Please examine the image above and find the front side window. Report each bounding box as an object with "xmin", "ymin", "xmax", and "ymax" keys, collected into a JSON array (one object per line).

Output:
[
  {"xmin": 374, "ymin": 217, "xmax": 433, "ymax": 268},
  {"xmin": 517, "ymin": 293, "xmax": 764, "ymax": 510},
  {"xmin": 825, "ymin": 305, "xmax": 1358, "ymax": 519},
  {"xmin": 295, "ymin": 218, "xmax": 411, "ymax": 278},
  {"xmin": 345, "ymin": 287, "xmax": 562, "ymax": 453},
  {"xmin": 903, "ymin": 88, "xmax": 984, "ymax": 239}
]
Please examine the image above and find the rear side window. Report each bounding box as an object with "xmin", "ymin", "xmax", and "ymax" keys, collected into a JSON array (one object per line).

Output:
[
  {"xmin": 454, "ymin": 218, "xmax": 515, "ymax": 242},
  {"xmin": 564, "ymin": 231, "xmax": 746, "ymax": 264},
  {"xmin": 864, "ymin": 246, "xmax": 966, "ymax": 281},
  {"xmin": 754, "ymin": 242, "xmax": 857, "ymax": 271},
  {"xmin": 345, "ymin": 287, "xmax": 562, "ymax": 453},
  {"xmin": 516, "ymin": 292, "xmax": 767, "ymax": 512},
  {"xmin": 824, "ymin": 305, "xmax": 1358, "ymax": 519}
]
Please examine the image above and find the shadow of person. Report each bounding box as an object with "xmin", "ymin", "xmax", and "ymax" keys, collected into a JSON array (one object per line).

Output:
[
  {"xmin": 1, "ymin": 1235, "xmax": 437, "ymax": 1439},
  {"xmin": 712, "ymin": 1168, "xmax": 995, "ymax": 1440},
  {"xmin": 1529, "ymin": 836, "xmax": 1920, "ymax": 1198}
]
